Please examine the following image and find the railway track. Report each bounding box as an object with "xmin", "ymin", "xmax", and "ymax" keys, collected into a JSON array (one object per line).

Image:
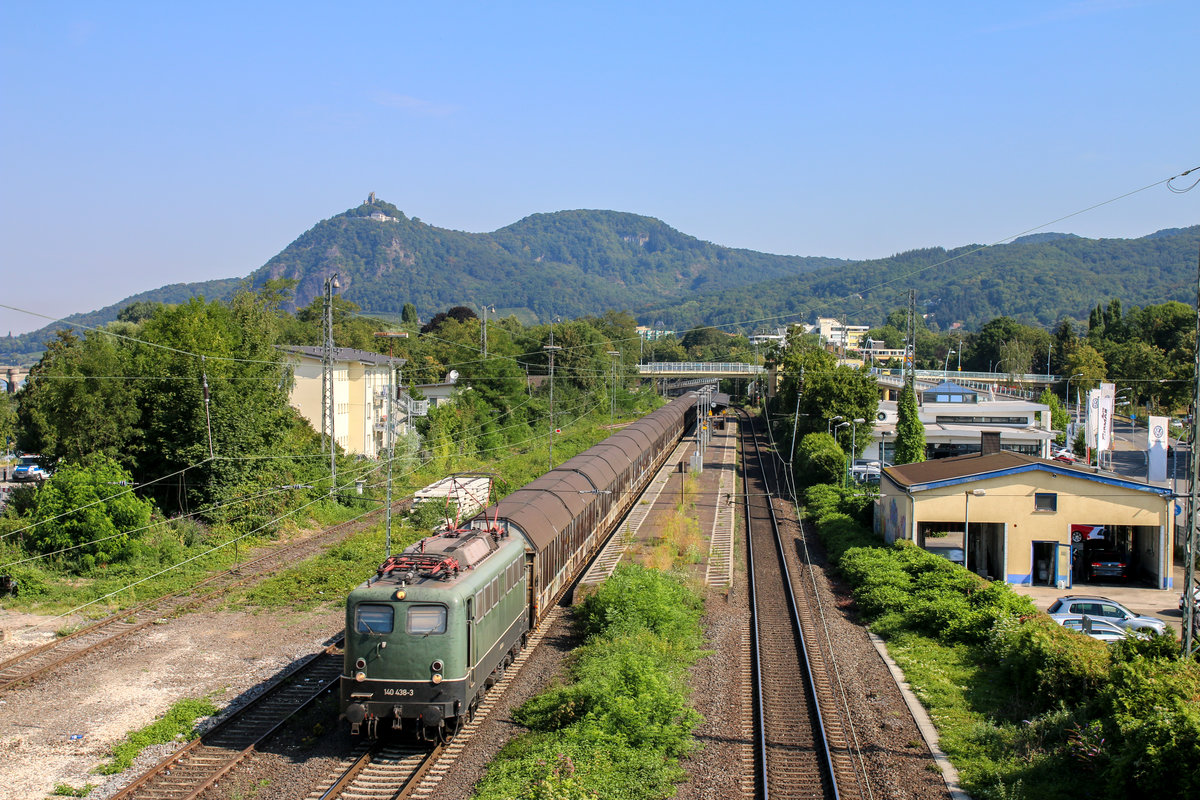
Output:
[
  {"xmin": 738, "ymin": 409, "xmax": 870, "ymax": 800},
  {"xmin": 111, "ymin": 639, "xmax": 346, "ymax": 800},
  {"xmin": 302, "ymin": 606, "xmax": 566, "ymax": 800},
  {"xmin": 0, "ymin": 505, "xmax": 402, "ymax": 694},
  {"xmin": 303, "ymin": 743, "xmax": 436, "ymax": 800}
]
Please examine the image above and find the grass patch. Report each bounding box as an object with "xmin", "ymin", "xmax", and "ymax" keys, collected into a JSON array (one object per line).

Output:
[
  {"xmin": 51, "ymin": 783, "xmax": 96, "ymax": 797},
  {"xmin": 228, "ymin": 521, "xmax": 420, "ymax": 610},
  {"xmin": 95, "ymin": 696, "xmax": 219, "ymax": 775},
  {"xmin": 472, "ymin": 565, "xmax": 705, "ymax": 800}
]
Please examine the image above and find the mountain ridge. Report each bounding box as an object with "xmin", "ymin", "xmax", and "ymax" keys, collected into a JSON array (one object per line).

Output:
[{"xmin": 2, "ymin": 198, "xmax": 1195, "ymax": 364}]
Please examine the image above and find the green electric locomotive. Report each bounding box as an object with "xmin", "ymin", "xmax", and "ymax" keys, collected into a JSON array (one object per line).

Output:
[
  {"xmin": 341, "ymin": 392, "xmax": 700, "ymax": 740},
  {"xmin": 341, "ymin": 525, "xmax": 528, "ymax": 740}
]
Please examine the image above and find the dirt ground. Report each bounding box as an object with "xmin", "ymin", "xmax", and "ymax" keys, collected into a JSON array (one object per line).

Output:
[{"xmin": 0, "ymin": 605, "xmax": 344, "ymax": 800}]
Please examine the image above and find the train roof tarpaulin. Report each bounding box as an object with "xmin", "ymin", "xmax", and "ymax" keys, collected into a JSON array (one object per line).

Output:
[
  {"xmin": 485, "ymin": 489, "xmax": 573, "ymax": 552},
  {"xmin": 552, "ymin": 454, "xmax": 618, "ymax": 493}
]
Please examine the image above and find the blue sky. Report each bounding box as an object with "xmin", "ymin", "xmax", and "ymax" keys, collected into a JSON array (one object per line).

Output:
[{"xmin": 2, "ymin": 1, "xmax": 1197, "ymax": 336}]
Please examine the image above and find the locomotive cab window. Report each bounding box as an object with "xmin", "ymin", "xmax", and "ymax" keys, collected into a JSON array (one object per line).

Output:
[
  {"xmin": 355, "ymin": 604, "xmax": 395, "ymax": 634},
  {"xmin": 406, "ymin": 605, "xmax": 447, "ymax": 635}
]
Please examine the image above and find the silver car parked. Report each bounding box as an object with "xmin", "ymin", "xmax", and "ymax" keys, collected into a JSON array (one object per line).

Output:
[{"xmin": 1046, "ymin": 595, "xmax": 1168, "ymax": 636}]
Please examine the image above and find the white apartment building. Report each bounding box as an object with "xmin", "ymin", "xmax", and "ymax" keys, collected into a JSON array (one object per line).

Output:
[{"xmin": 282, "ymin": 346, "xmax": 404, "ymax": 458}]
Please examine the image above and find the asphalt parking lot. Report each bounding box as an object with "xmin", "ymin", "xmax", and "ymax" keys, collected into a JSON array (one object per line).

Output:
[{"xmin": 1012, "ymin": 559, "xmax": 1192, "ymax": 636}]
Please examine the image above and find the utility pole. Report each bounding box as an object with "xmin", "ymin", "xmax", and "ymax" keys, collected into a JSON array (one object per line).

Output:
[
  {"xmin": 481, "ymin": 303, "xmax": 495, "ymax": 358},
  {"xmin": 374, "ymin": 331, "xmax": 409, "ymax": 558},
  {"xmin": 201, "ymin": 355, "xmax": 214, "ymax": 460},
  {"xmin": 1185, "ymin": 239, "xmax": 1200, "ymax": 658},
  {"xmin": 323, "ymin": 273, "xmax": 340, "ymax": 496},
  {"xmin": 544, "ymin": 320, "xmax": 561, "ymax": 471},
  {"xmin": 607, "ymin": 350, "xmax": 620, "ymax": 426}
]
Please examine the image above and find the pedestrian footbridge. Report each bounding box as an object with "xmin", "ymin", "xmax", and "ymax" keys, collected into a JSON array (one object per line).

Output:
[{"xmin": 637, "ymin": 362, "xmax": 764, "ymax": 379}]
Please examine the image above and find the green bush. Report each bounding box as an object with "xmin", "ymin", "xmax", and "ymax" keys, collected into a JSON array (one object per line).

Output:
[
  {"xmin": 796, "ymin": 433, "xmax": 846, "ymax": 487},
  {"xmin": 574, "ymin": 565, "xmax": 703, "ymax": 650},
  {"xmin": 476, "ymin": 565, "xmax": 703, "ymax": 800},
  {"xmin": 1098, "ymin": 657, "xmax": 1200, "ymax": 798},
  {"xmin": 987, "ymin": 615, "xmax": 1111, "ymax": 710}
]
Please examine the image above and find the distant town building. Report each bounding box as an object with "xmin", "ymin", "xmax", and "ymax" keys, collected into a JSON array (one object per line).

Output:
[
  {"xmin": 816, "ymin": 317, "xmax": 870, "ymax": 351},
  {"xmin": 864, "ymin": 380, "xmax": 1054, "ymax": 464},
  {"xmin": 636, "ymin": 324, "xmax": 676, "ymax": 341}
]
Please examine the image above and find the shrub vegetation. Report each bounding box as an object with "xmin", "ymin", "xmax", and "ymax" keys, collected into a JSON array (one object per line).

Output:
[
  {"xmin": 803, "ymin": 482, "xmax": 1200, "ymax": 800},
  {"xmin": 472, "ymin": 565, "xmax": 704, "ymax": 800}
]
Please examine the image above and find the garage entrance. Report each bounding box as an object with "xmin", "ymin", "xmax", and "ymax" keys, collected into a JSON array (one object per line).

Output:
[
  {"xmin": 1069, "ymin": 523, "xmax": 1161, "ymax": 587},
  {"xmin": 915, "ymin": 519, "xmax": 1004, "ymax": 580}
]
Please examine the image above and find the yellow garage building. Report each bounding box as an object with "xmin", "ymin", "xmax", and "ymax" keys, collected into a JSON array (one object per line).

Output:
[{"xmin": 877, "ymin": 445, "xmax": 1174, "ymax": 591}]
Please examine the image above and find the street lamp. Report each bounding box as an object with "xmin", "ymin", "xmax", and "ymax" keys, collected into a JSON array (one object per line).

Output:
[
  {"xmin": 943, "ymin": 349, "xmax": 955, "ymax": 379},
  {"xmin": 965, "ymin": 488, "xmax": 986, "ymax": 574},
  {"xmin": 827, "ymin": 415, "xmax": 844, "ymax": 435},
  {"xmin": 847, "ymin": 418, "xmax": 866, "ymax": 485},
  {"xmin": 1064, "ymin": 374, "xmax": 1084, "ymax": 424}
]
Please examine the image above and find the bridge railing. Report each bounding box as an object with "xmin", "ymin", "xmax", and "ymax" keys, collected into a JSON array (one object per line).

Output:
[
  {"xmin": 871, "ymin": 368, "xmax": 1062, "ymax": 384},
  {"xmin": 638, "ymin": 362, "xmax": 765, "ymax": 374}
]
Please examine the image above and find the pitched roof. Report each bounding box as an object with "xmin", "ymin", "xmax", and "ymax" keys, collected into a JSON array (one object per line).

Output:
[
  {"xmin": 279, "ymin": 345, "xmax": 405, "ymax": 367},
  {"xmin": 884, "ymin": 451, "xmax": 1171, "ymax": 496}
]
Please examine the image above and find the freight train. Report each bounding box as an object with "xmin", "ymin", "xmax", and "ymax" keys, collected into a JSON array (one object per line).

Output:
[{"xmin": 341, "ymin": 392, "xmax": 698, "ymax": 739}]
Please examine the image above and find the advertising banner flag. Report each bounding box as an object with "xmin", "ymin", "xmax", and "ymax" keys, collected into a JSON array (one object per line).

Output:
[
  {"xmin": 1086, "ymin": 389, "xmax": 1101, "ymax": 449},
  {"xmin": 1097, "ymin": 382, "xmax": 1115, "ymax": 452},
  {"xmin": 1148, "ymin": 414, "xmax": 1169, "ymax": 482}
]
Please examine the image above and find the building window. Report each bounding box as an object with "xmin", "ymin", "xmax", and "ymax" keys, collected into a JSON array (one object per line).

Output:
[{"xmin": 1034, "ymin": 493, "xmax": 1057, "ymax": 512}]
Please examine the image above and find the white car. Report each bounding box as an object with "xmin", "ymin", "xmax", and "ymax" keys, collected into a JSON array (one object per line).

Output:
[{"xmin": 1050, "ymin": 614, "xmax": 1136, "ymax": 643}]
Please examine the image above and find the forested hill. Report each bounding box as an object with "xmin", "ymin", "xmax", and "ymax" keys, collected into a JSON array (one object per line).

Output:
[
  {"xmin": 3, "ymin": 198, "xmax": 1196, "ymax": 365},
  {"xmin": 0, "ymin": 277, "xmax": 244, "ymax": 365},
  {"xmin": 248, "ymin": 201, "xmax": 843, "ymax": 321},
  {"xmin": 642, "ymin": 225, "xmax": 1200, "ymax": 332}
]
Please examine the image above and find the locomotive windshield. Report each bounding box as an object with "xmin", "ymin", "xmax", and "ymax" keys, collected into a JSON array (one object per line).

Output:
[
  {"xmin": 354, "ymin": 604, "xmax": 394, "ymax": 634},
  {"xmin": 407, "ymin": 605, "xmax": 447, "ymax": 635}
]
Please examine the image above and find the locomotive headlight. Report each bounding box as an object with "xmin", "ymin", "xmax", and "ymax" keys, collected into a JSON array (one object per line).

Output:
[
  {"xmin": 431, "ymin": 659, "xmax": 444, "ymax": 673},
  {"xmin": 432, "ymin": 673, "xmax": 443, "ymax": 685},
  {"xmin": 394, "ymin": 589, "xmax": 406, "ymax": 600},
  {"xmin": 355, "ymin": 671, "xmax": 366, "ymax": 682},
  {"xmin": 355, "ymin": 658, "xmax": 366, "ymax": 670}
]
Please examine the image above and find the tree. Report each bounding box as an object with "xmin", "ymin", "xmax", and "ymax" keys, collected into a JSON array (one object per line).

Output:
[
  {"xmin": 968, "ymin": 316, "xmax": 1049, "ymax": 373},
  {"xmin": 1037, "ymin": 388, "xmax": 1069, "ymax": 446},
  {"xmin": 894, "ymin": 385, "xmax": 925, "ymax": 464},
  {"xmin": 134, "ymin": 293, "xmax": 308, "ymax": 515},
  {"xmin": 0, "ymin": 391, "xmax": 15, "ymax": 455},
  {"xmin": 796, "ymin": 432, "xmax": 846, "ymax": 486},
  {"xmin": 402, "ymin": 303, "xmax": 418, "ymax": 324},
  {"xmin": 24, "ymin": 455, "xmax": 155, "ymax": 571},
  {"xmin": 15, "ymin": 329, "xmax": 142, "ymax": 467},
  {"xmin": 117, "ymin": 300, "xmax": 164, "ymax": 324},
  {"xmin": 998, "ymin": 337, "xmax": 1035, "ymax": 381},
  {"xmin": 1063, "ymin": 344, "xmax": 1107, "ymax": 395},
  {"xmin": 1052, "ymin": 317, "xmax": 1078, "ymax": 374}
]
